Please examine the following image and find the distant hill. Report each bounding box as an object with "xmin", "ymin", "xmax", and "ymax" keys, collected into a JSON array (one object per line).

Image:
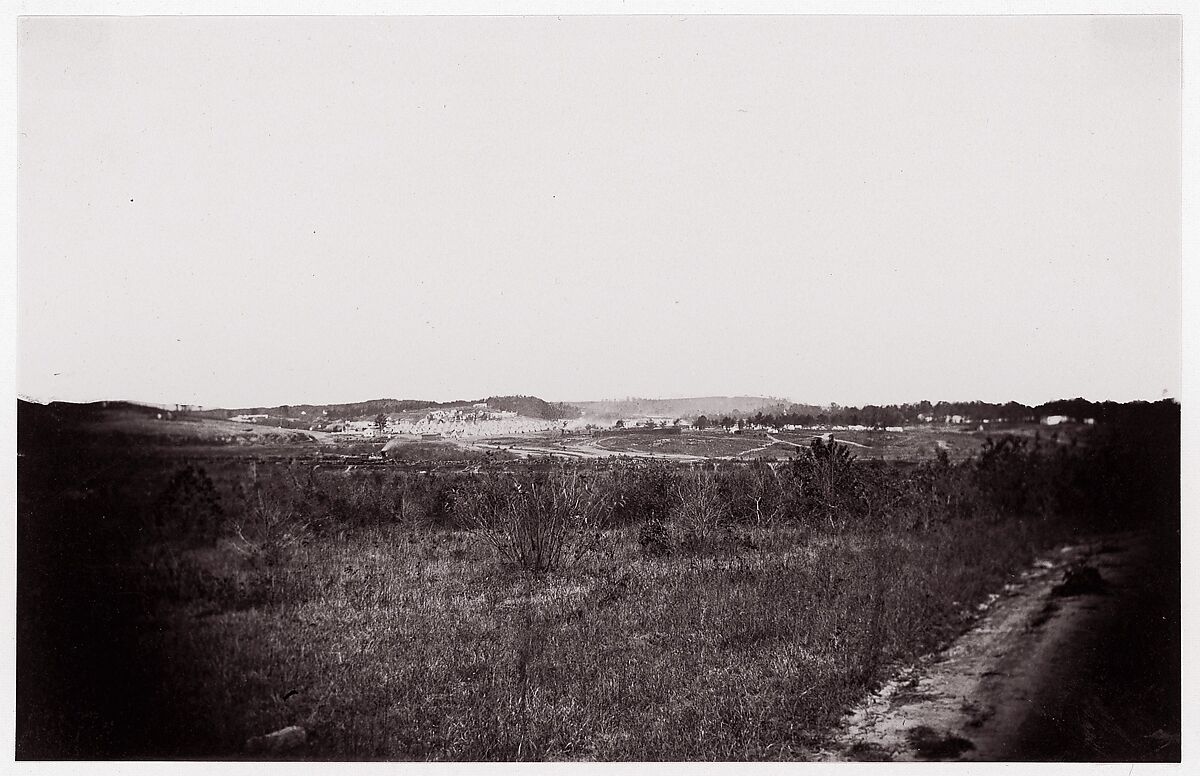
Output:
[
  {"xmin": 17, "ymin": 399, "xmax": 320, "ymax": 448},
  {"xmin": 570, "ymin": 396, "xmax": 786, "ymax": 420},
  {"xmin": 480, "ymin": 395, "xmax": 580, "ymax": 421},
  {"xmin": 193, "ymin": 394, "xmax": 580, "ymax": 422},
  {"xmin": 194, "ymin": 398, "xmax": 447, "ymax": 422}
]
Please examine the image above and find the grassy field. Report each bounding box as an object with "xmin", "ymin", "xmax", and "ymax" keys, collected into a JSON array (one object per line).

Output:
[
  {"xmin": 16, "ymin": 401, "xmax": 1179, "ymax": 760},
  {"xmin": 128, "ymin": 522, "xmax": 1062, "ymax": 759}
]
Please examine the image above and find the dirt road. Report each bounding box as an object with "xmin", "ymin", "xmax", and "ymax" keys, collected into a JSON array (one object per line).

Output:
[{"xmin": 820, "ymin": 530, "xmax": 1180, "ymax": 762}]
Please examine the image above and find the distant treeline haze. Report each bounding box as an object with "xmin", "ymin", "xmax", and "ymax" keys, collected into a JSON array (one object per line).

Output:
[{"xmin": 701, "ymin": 398, "xmax": 1171, "ymax": 430}]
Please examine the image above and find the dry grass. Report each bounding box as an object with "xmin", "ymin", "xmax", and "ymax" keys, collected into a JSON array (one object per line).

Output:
[{"xmin": 137, "ymin": 514, "xmax": 1057, "ymax": 760}]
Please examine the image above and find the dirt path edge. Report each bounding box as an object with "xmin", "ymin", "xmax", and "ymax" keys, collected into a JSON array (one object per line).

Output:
[{"xmin": 818, "ymin": 530, "xmax": 1179, "ymax": 762}]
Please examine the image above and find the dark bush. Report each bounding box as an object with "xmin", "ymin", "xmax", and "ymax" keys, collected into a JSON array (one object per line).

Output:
[
  {"xmin": 604, "ymin": 462, "xmax": 679, "ymax": 527},
  {"xmin": 154, "ymin": 465, "xmax": 224, "ymax": 542}
]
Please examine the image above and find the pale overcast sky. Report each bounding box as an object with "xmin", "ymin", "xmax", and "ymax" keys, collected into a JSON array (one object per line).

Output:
[{"xmin": 17, "ymin": 14, "xmax": 1181, "ymax": 408}]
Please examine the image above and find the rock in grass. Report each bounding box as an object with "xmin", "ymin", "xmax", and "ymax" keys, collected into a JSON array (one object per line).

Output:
[
  {"xmin": 1051, "ymin": 564, "xmax": 1107, "ymax": 597},
  {"xmin": 246, "ymin": 725, "xmax": 307, "ymax": 754},
  {"xmin": 905, "ymin": 725, "xmax": 974, "ymax": 760}
]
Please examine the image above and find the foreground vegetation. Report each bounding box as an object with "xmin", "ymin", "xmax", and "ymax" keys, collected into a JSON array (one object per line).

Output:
[{"xmin": 16, "ymin": 401, "xmax": 1179, "ymax": 759}]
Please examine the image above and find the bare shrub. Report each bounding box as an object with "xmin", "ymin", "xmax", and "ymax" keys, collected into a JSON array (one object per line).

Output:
[
  {"xmin": 668, "ymin": 470, "xmax": 732, "ymax": 552},
  {"xmin": 231, "ymin": 462, "xmax": 303, "ymax": 569},
  {"xmin": 454, "ymin": 464, "xmax": 608, "ymax": 572},
  {"xmin": 719, "ymin": 461, "xmax": 787, "ymax": 527}
]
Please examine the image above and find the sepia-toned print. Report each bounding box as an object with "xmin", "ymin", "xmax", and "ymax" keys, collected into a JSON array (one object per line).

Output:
[{"xmin": 15, "ymin": 12, "xmax": 1182, "ymax": 763}]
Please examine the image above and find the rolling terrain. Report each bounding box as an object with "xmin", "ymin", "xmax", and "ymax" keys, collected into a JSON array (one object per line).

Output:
[{"xmin": 14, "ymin": 396, "xmax": 1179, "ymax": 761}]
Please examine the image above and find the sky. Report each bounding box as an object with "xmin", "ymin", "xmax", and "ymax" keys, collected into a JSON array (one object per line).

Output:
[{"xmin": 17, "ymin": 14, "xmax": 1182, "ymax": 408}]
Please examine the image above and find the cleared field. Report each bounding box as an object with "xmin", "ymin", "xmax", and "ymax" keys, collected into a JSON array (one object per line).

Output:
[
  {"xmin": 592, "ymin": 431, "xmax": 766, "ymax": 458},
  {"xmin": 586, "ymin": 428, "xmax": 1000, "ymax": 461}
]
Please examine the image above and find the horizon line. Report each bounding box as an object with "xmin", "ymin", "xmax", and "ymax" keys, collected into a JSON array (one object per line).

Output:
[{"xmin": 17, "ymin": 391, "xmax": 1180, "ymax": 412}]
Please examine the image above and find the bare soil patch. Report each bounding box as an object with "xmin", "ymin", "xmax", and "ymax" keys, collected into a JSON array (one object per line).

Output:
[{"xmin": 820, "ymin": 529, "xmax": 1179, "ymax": 761}]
